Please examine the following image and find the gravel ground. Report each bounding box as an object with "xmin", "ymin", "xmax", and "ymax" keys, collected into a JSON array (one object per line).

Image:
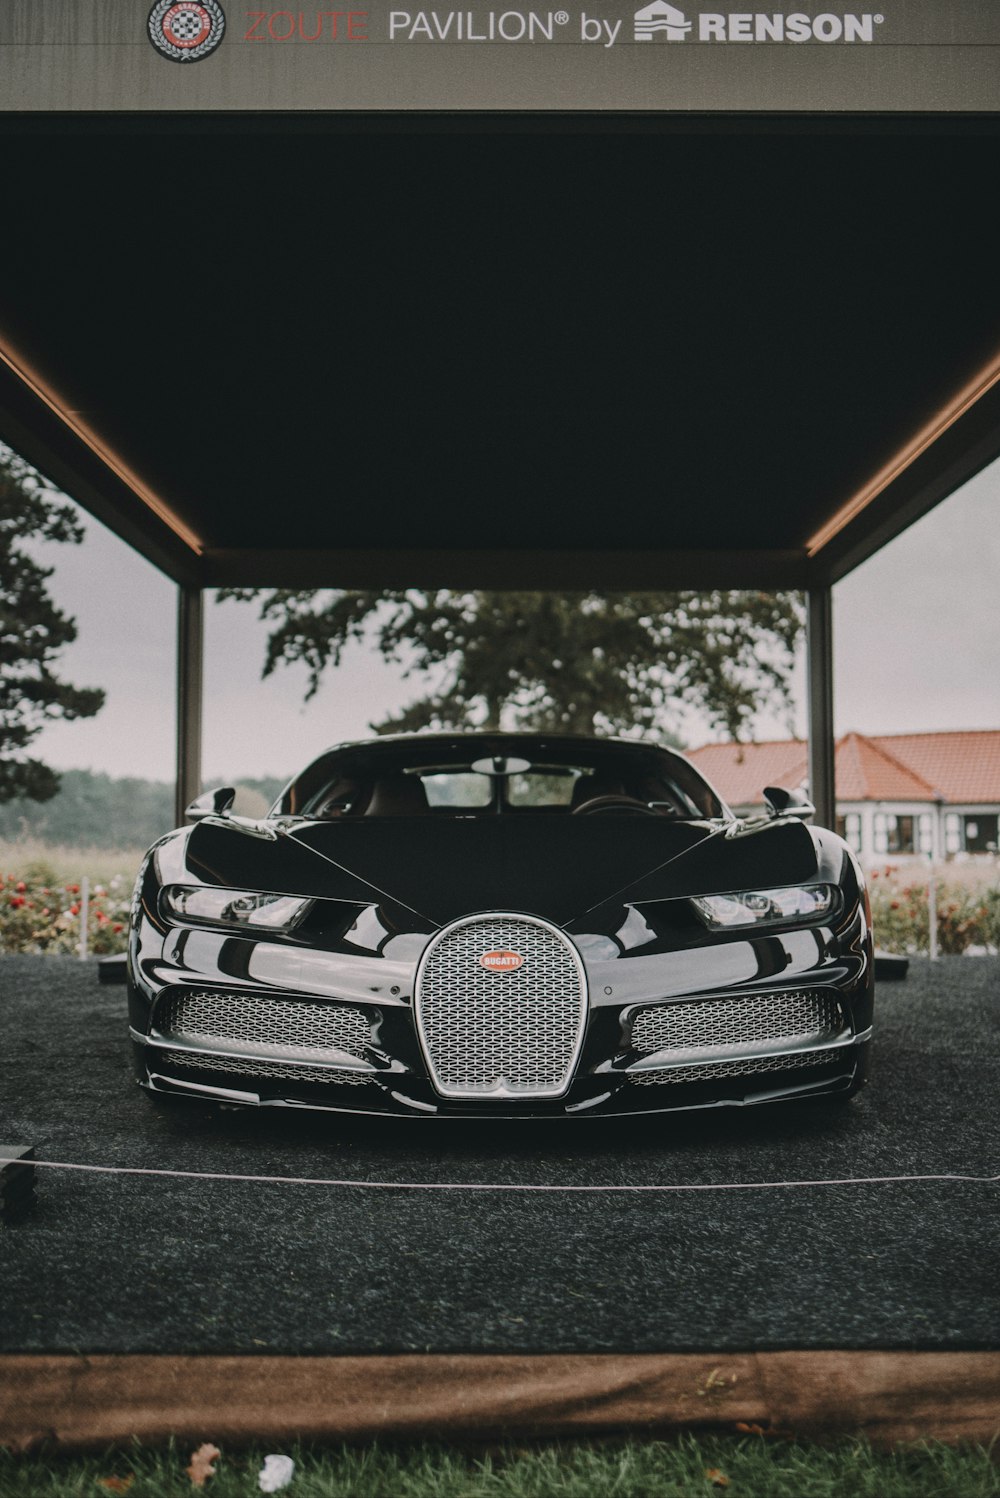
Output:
[{"xmin": 0, "ymin": 955, "xmax": 997, "ymax": 1355}]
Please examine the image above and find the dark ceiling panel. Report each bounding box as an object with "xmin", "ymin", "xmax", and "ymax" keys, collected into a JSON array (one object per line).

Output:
[{"xmin": 2, "ymin": 117, "xmax": 999, "ymax": 580}]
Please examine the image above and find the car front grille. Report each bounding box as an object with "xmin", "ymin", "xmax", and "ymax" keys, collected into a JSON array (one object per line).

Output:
[
  {"xmin": 629, "ymin": 1051, "xmax": 824, "ymax": 1086},
  {"xmin": 415, "ymin": 914, "xmax": 587, "ymax": 1098},
  {"xmin": 156, "ymin": 989, "xmax": 372, "ymax": 1062},
  {"xmin": 630, "ymin": 988, "xmax": 843, "ymax": 1055},
  {"xmin": 160, "ymin": 1049, "xmax": 372, "ymax": 1086}
]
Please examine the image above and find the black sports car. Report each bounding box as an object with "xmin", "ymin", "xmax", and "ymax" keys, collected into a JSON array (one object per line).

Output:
[{"xmin": 128, "ymin": 733, "xmax": 873, "ymax": 1117}]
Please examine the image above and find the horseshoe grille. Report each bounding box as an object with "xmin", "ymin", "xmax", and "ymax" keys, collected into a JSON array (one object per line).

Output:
[{"xmin": 415, "ymin": 914, "xmax": 588, "ymax": 1099}]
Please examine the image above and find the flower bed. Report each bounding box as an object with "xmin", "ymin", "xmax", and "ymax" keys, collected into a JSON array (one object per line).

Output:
[
  {"xmin": 868, "ymin": 865, "xmax": 1000, "ymax": 955},
  {"xmin": 0, "ymin": 866, "xmax": 131, "ymax": 955}
]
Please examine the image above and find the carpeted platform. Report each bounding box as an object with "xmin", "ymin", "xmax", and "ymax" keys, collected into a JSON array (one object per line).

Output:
[{"xmin": 1, "ymin": 956, "xmax": 998, "ymax": 1356}]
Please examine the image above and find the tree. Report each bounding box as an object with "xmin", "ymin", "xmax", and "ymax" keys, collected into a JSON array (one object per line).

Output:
[
  {"xmin": 219, "ymin": 587, "xmax": 804, "ymax": 743},
  {"xmin": 0, "ymin": 451, "xmax": 104, "ymax": 803}
]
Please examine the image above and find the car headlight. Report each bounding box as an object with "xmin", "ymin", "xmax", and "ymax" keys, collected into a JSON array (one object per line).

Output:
[
  {"xmin": 162, "ymin": 884, "xmax": 313, "ymax": 932},
  {"xmin": 691, "ymin": 884, "xmax": 836, "ymax": 930}
]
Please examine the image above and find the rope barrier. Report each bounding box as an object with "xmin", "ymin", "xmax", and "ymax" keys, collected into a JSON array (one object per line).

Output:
[{"xmin": 22, "ymin": 1158, "xmax": 1000, "ymax": 1193}]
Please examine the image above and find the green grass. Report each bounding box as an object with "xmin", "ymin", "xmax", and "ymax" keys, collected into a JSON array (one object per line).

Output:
[{"xmin": 1, "ymin": 1437, "xmax": 998, "ymax": 1498}]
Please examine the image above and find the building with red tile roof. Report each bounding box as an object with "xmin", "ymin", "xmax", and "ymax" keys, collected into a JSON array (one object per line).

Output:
[{"xmin": 689, "ymin": 729, "xmax": 1000, "ymax": 863}]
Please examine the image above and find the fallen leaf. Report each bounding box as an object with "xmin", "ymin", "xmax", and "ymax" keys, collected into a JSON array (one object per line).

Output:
[
  {"xmin": 186, "ymin": 1443, "xmax": 222, "ymax": 1487},
  {"xmin": 734, "ymin": 1421, "xmax": 796, "ymax": 1441},
  {"xmin": 97, "ymin": 1479, "xmax": 134, "ymax": 1494},
  {"xmin": 705, "ymin": 1469, "xmax": 731, "ymax": 1488}
]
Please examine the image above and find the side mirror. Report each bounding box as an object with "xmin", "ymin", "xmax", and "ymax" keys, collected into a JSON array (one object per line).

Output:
[
  {"xmin": 763, "ymin": 784, "xmax": 816, "ymax": 820},
  {"xmin": 184, "ymin": 786, "xmax": 236, "ymax": 822}
]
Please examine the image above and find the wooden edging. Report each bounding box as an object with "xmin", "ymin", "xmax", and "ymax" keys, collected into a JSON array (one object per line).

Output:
[{"xmin": 2, "ymin": 1352, "xmax": 999, "ymax": 1452}]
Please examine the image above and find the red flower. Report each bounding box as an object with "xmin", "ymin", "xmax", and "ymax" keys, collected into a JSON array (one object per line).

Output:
[
  {"xmin": 15, "ymin": 881, "xmax": 26, "ymax": 893},
  {"xmin": 69, "ymin": 904, "xmax": 80, "ymax": 916},
  {"xmin": 66, "ymin": 884, "xmax": 80, "ymax": 894},
  {"xmin": 9, "ymin": 896, "xmax": 25, "ymax": 908},
  {"xmin": 112, "ymin": 923, "xmax": 123, "ymax": 934}
]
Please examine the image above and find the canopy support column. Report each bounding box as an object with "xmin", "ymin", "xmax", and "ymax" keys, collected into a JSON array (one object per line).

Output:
[
  {"xmin": 806, "ymin": 587, "xmax": 836, "ymax": 831},
  {"xmin": 175, "ymin": 585, "xmax": 204, "ymax": 827}
]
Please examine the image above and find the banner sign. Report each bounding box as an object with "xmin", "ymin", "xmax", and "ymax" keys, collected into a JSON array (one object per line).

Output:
[{"xmin": 1, "ymin": 0, "xmax": 999, "ymax": 110}]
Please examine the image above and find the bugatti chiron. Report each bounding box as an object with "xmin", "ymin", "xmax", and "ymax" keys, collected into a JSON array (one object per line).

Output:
[{"xmin": 128, "ymin": 733, "xmax": 873, "ymax": 1116}]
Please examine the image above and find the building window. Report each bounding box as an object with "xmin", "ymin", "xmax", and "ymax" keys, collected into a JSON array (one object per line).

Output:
[
  {"xmin": 836, "ymin": 813, "xmax": 862, "ymax": 853},
  {"xmin": 918, "ymin": 814, "xmax": 934, "ymax": 855},
  {"xmin": 874, "ymin": 813, "xmax": 915, "ymax": 855},
  {"xmin": 944, "ymin": 812, "xmax": 999, "ymax": 855},
  {"xmin": 962, "ymin": 813, "xmax": 998, "ymax": 854}
]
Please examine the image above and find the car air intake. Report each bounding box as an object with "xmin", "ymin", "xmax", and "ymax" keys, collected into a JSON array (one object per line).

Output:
[
  {"xmin": 630, "ymin": 988, "xmax": 843, "ymax": 1057},
  {"xmin": 156, "ymin": 989, "xmax": 372, "ymax": 1062},
  {"xmin": 629, "ymin": 1051, "xmax": 825, "ymax": 1086},
  {"xmin": 160, "ymin": 1050, "xmax": 372, "ymax": 1086},
  {"xmin": 415, "ymin": 914, "xmax": 588, "ymax": 1099}
]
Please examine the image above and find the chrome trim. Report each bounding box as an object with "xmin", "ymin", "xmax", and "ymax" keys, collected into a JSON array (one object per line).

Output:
[
  {"xmin": 144, "ymin": 1076, "xmax": 411, "ymax": 1115},
  {"xmin": 147, "ymin": 1075, "xmax": 260, "ymax": 1103}
]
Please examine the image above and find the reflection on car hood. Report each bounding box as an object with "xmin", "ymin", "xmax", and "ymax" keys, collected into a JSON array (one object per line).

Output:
[{"xmin": 185, "ymin": 815, "xmax": 729, "ymax": 928}]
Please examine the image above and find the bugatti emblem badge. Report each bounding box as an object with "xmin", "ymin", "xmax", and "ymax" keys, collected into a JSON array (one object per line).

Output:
[
  {"xmin": 148, "ymin": 0, "xmax": 226, "ymax": 61},
  {"xmin": 479, "ymin": 949, "xmax": 525, "ymax": 973}
]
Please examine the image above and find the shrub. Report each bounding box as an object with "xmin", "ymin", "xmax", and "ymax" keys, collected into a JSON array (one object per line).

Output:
[
  {"xmin": 0, "ymin": 869, "xmax": 131, "ymax": 955},
  {"xmin": 868, "ymin": 867, "xmax": 1000, "ymax": 955}
]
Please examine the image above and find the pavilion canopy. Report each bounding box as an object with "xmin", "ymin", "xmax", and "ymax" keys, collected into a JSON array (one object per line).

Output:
[{"xmin": 2, "ymin": 114, "xmax": 1000, "ymax": 592}]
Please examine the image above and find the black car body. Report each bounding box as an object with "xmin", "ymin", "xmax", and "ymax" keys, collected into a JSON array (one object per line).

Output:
[{"xmin": 128, "ymin": 733, "xmax": 873, "ymax": 1117}]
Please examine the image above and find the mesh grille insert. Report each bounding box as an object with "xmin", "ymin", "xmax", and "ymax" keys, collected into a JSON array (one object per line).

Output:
[
  {"xmin": 631, "ymin": 989, "xmax": 842, "ymax": 1056},
  {"xmin": 629, "ymin": 1051, "xmax": 827, "ymax": 1086},
  {"xmin": 161, "ymin": 1049, "xmax": 371, "ymax": 1086},
  {"xmin": 416, "ymin": 915, "xmax": 587, "ymax": 1098},
  {"xmin": 156, "ymin": 989, "xmax": 372, "ymax": 1061}
]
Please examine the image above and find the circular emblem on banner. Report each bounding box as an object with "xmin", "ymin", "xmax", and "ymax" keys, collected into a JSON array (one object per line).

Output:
[{"xmin": 148, "ymin": 0, "xmax": 226, "ymax": 61}]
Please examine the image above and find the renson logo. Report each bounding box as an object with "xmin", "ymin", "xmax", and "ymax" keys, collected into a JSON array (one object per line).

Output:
[
  {"xmin": 633, "ymin": 8, "xmax": 881, "ymax": 42},
  {"xmin": 634, "ymin": 1, "xmax": 691, "ymax": 39}
]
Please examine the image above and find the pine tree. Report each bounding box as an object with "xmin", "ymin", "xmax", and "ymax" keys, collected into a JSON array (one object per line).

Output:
[{"xmin": 0, "ymin": 451, "xmax": 104, "ymax": 802}]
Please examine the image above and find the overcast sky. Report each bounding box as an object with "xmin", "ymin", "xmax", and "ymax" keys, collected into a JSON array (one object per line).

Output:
[{"xmin": 21, "ymin": 455, "xmax": 1000, "ymax": 785}]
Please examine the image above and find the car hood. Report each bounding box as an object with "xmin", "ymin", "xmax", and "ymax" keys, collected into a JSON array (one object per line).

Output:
[{"xmin": 181, "ymin": 813, "xmax": 819, "ymax": 930}]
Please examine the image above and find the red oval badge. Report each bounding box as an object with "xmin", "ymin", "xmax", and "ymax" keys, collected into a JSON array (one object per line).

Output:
[{"xmin": 479, "ymin": 949, "xmax": 525, "ymax": 973}]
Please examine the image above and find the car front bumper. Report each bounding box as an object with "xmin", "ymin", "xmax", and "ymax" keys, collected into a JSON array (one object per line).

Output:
[{"xmin": 130, "ymin": 857, "xmax": 874, "ymax": 1118}]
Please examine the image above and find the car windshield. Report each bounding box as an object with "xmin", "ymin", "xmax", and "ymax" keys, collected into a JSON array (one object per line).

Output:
[{"xmin": 281, "ymin": 737, "xmax": 728, "ymax": 821}]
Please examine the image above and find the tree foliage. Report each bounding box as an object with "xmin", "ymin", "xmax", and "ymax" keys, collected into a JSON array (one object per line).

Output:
[
  {"xmin": 0, "ymin": 770, "xmax": 286, "ymax": 849},
  {"xmin": 220, "ymin": 587, "xmax": 804, "ymax": 742},
  {"xmin": 0, "ymin": 452, "xmax": 104, "ymax": 803}
]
